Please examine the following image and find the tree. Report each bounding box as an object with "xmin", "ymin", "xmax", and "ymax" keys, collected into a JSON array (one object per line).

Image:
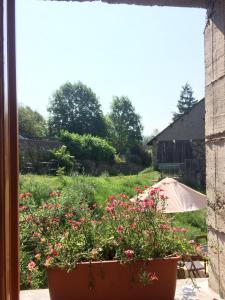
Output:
[
  {"xmin": 48, "ymin": 82, "xmax": 107, "ymax": 138},
  {"xmin": 108, "ymin": 96, "xmax": 143, "ymax": 154},
  {"xmin": 18, "ymin": 105, "xmax": 47, "ymax": 139},
  {"xmin": 143, "ymin": 129, "xmax": 159, "ymax": 146},
  {"xmin": 172, "ymin": 83, "xmax": 198, "ymax": 121}
]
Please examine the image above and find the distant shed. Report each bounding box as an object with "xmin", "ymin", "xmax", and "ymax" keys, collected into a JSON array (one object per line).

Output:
[{"xmin": 148, "ymin": 99, "xmax": 205, "ymax": 187}]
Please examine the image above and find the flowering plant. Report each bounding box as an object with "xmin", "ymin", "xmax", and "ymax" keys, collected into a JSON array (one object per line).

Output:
[{"xmin": 19, "ymin": 187, "xmax": 193, "ymax": 288}]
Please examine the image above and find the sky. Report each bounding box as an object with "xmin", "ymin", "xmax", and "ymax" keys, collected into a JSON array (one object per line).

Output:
[{"xmin": 16, "ymin": 0, "xmax": 206, "ymax": 136}]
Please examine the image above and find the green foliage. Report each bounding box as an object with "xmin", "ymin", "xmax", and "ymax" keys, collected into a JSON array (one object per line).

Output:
[
  {"xmin": 173, "ymin": 83, "xmax": 198, "ymax": 121},
  {"xmin": 19, "ymin": 105, "xmax": 47, "ymax": 138},
  {"xmin": 19, "ymin": 185, "xmax": 194, "ymax": 289},
  {"xmin": 60, "ymin": 130, "xmax": 116, "ymax": 164},
  {"xmin": 51, "ymin": 145, "xmax": 75, "ymax": 174},
  {"xmin": 108, "ymin": 96, "xmax": 143, "ymax": 154},
  {"xmin": 19, "ymin": 175, "xmax": 53, "ymax": 206},
  {"xmin": 61, "ymin": 178, "xmax": 96, "ymax": 208},
  {"xmin": 127, "ymin": 145, "xmax": 152, "ymax": 167},
  {"xmin": 48, "ymin": 81, "xmax": 107, "ymax": 138},
  {"xmin": 172, "ymin": 209, "xmax": 207, "ymax": 240}
]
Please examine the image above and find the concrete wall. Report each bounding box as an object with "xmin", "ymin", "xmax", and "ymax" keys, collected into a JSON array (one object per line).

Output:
[{"xmin": 205, "ymin": 0, "xmax": 225, "ymax": 297}]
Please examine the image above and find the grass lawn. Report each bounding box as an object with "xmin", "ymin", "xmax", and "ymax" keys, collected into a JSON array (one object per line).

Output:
[{"xmin": 19, "ymin": 168, "xmax": 160, "ymax": 205}]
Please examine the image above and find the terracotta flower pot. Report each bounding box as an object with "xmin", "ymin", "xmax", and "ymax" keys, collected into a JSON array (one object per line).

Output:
[{"xmin": 47, "ymin": 257, "xmax": 179, "ymax": 300}]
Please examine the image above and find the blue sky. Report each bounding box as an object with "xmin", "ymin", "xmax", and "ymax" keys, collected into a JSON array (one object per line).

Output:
[{"xmin": 16, "ymin": 0, "xmax": 206, "ymax": 136}]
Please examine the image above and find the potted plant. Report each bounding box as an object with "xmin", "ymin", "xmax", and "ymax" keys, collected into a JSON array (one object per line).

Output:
[{"xmin": 20, "ymin": 187, "xmax": 193, "ymax": 300}]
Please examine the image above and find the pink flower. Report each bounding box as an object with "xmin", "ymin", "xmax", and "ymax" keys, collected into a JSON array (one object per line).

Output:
[
  {"xmin": 25, "ymin": 215, "xmax": 33, "ymax": 221},
  {"xmin": 44, "ymin": 256, "xmax": 53, "ymax": 267},
  {"xmin": 65, "ymin": 213, "xmax": 73, "ymax": 218},
  {"xmin": 180, "ymin": 227, "xmax": 188, "ymax": 233},
  {"xmin": 117, "ymin": 225, "xmax": 124, "ymax": 233},
  {"xmin": 130, "ymin": 223, "xmax": 136, "ymax": 229},
  {"xmin": 43, "ymin": 203, "xmax": 52, "ymax": 209},
  {"xmin": 19, "ymin": 205, "xmax": 28, "ymax": 211},
  {"xmin": 52, "ymin": 218, "xmax": 60, "ymax": 224},
  {"xmin": 106, "ymin": 205, "xmax": 114, "ymax": 213},
  {"xmin": 50, "ymin": 249, "xmax": 59, "ymax": 256},
  {"xmin": 159, "ymin": 224, "xmax": 170, "ymax": 230},
  {"xmin": 134, "ymin": 187, "xmax": 143, "ymax": 194},
  {"xmin": 124, "ymin": 249, "xmax": 135, "ymax": 259},
  {"xmin": 25, "ymin": 192, "xmax": 32, "ymax": 197},
  {"xmin": 35, "ymin": 253, "xmax": 41, "ymax": 260},
  {"xmin": 27, "ymin": 261, "xmax": 36, "ymax": 271},
  {"xmin": 19, "ymin": 193, "xmax": 26, "ymax": 199},
  {"xmin": 140, "ymin": 198, "xmax": 154, "ymax": 209},
  {"xmin": 148, "ymin": 272, "xmax": 158, "ymax": 281},
  {"xmin": 33, "ymin": 232, "xmax": 41, "ymax": 238},
  {"xmin": 150, "ymin": 187, "xmax": 160, "ymax": 196},
  {"xmin": 172, "ymin": 227, "xmax": 188, "ymax": 233},
  {"xmin": 49, "ymin": 192, "xmax": 56, "ymax": 197},
  {"xmin": 108, "ymin": 195, "xmax": 116, "ymax": 201},
  {"xmin": 56, "ymin": 243, "xmax": 62, "ymax": 249},
  {"xmin": 49, "ymin": 191, "xmax": 61, "ymax": 197},
  {"xmin": 119, "ymin": 193, "xmax": 128, "ymax": 199},
  {"xmin": 119, "ymin": 201, "xmax": 129, "ymax": 207},
  {"xmin": 19, "ymin": 192, "xmax": 32, "ymax": 199}
]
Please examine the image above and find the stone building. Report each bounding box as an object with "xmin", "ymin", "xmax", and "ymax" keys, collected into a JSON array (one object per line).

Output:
[{"xmin": 148, "ymin": 99, "xmax": 205, "ymax": 187}]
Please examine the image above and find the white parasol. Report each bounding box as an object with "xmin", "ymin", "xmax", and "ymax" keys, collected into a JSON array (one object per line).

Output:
[{"xmin": 130, "ymin": 177, "xmax": 207, "ymax": 213}]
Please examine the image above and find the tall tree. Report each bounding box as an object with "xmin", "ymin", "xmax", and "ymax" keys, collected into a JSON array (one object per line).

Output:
[
  {"xmin": 173, "ymin": 83, "xmax": 198, "ymax": 121},
  {"xmin": 109, "ymin": 96, "xmax": 143, "ymax": 154},
  {"xmin": 48, "ymin": 82, "xmax": 107, "ymax": 137},
  {"xmin": 18, "ymin": 105, "xmax": 47, "ymax": 139}
]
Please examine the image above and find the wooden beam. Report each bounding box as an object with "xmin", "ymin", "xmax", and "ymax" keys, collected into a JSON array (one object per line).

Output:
[
  {"xmin": 52, "ymin": 0, "xmax": 208, "ymax": 8},
  {"xmin": 0, "ymin": 0, "xmax": 19, "ymax": 299}
]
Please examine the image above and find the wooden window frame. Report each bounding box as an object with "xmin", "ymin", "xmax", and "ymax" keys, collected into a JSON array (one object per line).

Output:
[{"xmin": 0, "ymin": 0, "xmax": 19, "ymax": 299}]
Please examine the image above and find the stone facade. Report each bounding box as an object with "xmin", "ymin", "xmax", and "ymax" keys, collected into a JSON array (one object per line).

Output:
[{"xmin": 205, "ymin": 1, "xmax": 225, "ymax": 297}]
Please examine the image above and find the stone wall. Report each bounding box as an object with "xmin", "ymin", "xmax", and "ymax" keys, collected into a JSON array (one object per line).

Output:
[
  {"xmin": 183, "ymin": 139, "xmax": 205, "ymax": 188},
  {"xmin": 205, "ymin": 0, "xmax": 225, "ymax": 297},
  {"xmin": 19, "ymin": 138, "xmax": 61, "ymax": 174}
]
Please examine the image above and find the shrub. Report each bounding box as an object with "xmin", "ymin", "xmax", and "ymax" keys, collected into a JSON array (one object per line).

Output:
[
  {"xmin": 60, "ymin": 131, "xmax": 116, "ymax": 164},
  {"xmin": 51, "ymin": 145, "xmax": 75, "ymax": 175}
]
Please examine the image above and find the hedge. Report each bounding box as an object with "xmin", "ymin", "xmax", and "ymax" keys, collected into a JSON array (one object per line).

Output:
[{"xmin": 60, "ymin": 130, "xmax": 116, "ymax": 164}]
